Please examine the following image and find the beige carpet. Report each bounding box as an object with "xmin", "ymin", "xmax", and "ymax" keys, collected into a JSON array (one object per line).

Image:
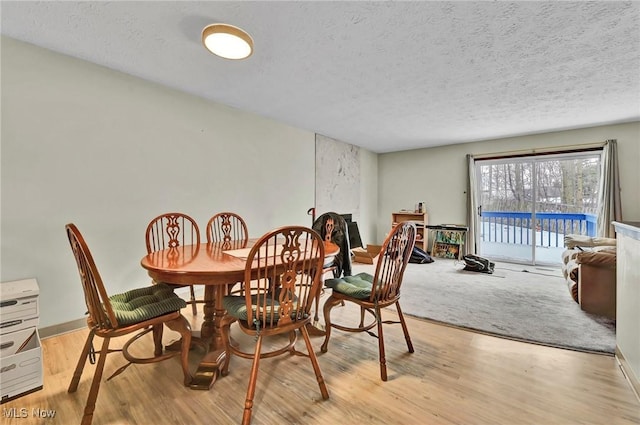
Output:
[{"xmin": 351, "ymin": 258, "xmax": 616, "ymax": 354}]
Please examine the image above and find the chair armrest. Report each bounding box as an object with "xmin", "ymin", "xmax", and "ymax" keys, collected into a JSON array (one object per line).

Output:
[{"xmin": 565, "ymin": 234, "xmax": 617, "ymax": 249}]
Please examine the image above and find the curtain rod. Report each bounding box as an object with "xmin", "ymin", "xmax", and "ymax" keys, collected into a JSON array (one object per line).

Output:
[{"xmin": 472, "ymin": 140, "xmax": 607, "ymax": 160}]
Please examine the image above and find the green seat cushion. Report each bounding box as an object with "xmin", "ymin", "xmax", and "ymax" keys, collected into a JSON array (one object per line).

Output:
[
  {"xmin": 325, "ymin": 272, "xmax": 374, "ymax": 299},
  {"xmin": 109, "ymin": 283, "xmax": 186, "ymax": 326},
  {"xmin": 223, "ymin": 289, "xmax": 300, "ymax": 321}
]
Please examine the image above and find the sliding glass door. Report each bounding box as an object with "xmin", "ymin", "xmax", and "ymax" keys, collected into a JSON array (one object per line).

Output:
[{"xmin": 475, "ymin": 152, "xmax": 601, "ymax": 265}]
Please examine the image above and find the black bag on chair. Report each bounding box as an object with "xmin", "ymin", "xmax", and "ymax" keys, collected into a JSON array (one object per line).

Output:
[
  {"xmin": 462, "ymin": 254, "xmax": 495, "ymax": 274},
  {"xmin": 312, "ymin": 212, "xmax": 352, "ymax": 277}
]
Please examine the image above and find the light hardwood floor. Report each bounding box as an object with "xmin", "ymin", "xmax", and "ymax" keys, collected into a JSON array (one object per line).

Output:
[{"xmin": 2, "ymin": 300, "xmax": 639, "ymax": 425}]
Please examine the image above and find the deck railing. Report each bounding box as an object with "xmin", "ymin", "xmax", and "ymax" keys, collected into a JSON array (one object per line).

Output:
[{"xmin": 480, "ymin": 211, "xmax": 596, "ymax": 248}]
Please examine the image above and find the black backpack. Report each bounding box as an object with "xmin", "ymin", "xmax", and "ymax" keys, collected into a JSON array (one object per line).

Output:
[
  {"xmin": 462, "ymin": 254, "xmax": 495, "ymax": 274},
  {"xmin": 409, "ymin": 246, "xmax": 434, "ymax": 264}
]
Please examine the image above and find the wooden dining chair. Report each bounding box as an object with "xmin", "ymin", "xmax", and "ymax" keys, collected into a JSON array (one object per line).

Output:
[
  {"xmin": 219, "ymin": 226, "xmax": 330, "ymax": 425},
  {"xmin": 145, "ymin": 212, "xmax": 201, "ymax": 315},
  {"xmin": 65, "ymin": 223, "xmax": 192, "ymax": 425},
  {"xmin": 310, "ymin": 212, "xmax": 352, "ymax": 325},
  {"xmin": 320, "ymin": 221, "xmax": 417, "ymax": 381},
  {"xmin": 206, "ymin": 212, "xmax": 249, "ymax": 296},
  {"xmin": 205, "ymin": 211, "xmax": 249, "ymax": 247}
]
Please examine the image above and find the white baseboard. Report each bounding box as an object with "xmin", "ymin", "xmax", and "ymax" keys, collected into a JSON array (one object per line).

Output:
[
  {"xmin": 39, "ymin": 318, "xmax": 86, "ymax": 339},
  {"xmin": 616, "ymin": 346, "xmax": 640, "ymax": 403}
]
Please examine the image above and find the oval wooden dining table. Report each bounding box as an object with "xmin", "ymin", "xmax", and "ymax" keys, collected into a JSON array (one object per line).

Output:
[{"xmin": 140, "ymin": 239, "xmax": 338, "ymax": 390}]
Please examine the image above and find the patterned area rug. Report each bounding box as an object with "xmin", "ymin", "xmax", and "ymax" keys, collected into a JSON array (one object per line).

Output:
[{"xmin": 352, "ymin": 258, "xmax": 616, "ymax": 354}]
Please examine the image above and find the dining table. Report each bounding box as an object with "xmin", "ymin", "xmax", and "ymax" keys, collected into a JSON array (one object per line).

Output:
[{"xmin": 140, "ymin": 238, "xmax": 339, "ymax": 390}]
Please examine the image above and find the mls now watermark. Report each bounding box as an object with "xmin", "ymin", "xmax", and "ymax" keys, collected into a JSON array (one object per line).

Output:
[{"xmin": 2, "ymin": 407, "xmax": 56, "ymax": 418}]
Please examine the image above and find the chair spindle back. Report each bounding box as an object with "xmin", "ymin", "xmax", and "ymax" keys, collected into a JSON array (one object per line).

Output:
[
  {"xmin": 66, "ymin": 223, "xmax": 118, "ymax": 330},
  {"xmin": 370, "ymin": 222, "xmax": 417, "ymax": 302},
  {"xmin": 245, "ymin": 226, "xmax": 324, "ymax": 328},
  {"xmin": 145, "ymin": 213, "xmax": 200, "ymax": 254},
  {"xmin": 206, "ymin": 212, "xmax": 249, "ymax": 248}
]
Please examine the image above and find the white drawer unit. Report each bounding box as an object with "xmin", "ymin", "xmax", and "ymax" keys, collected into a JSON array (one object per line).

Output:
[
  {"xmin": 0, "ymin": 278, "xmax": 39, "ymax": 333},
  {"xmin": 0, "ymin": 329, "xmax": 42, "ymax": 402},
  {"xmin": 1, "ymin": 327, "xmax": 38, "ymax": 356},
  {"xmin": 0, "ymin": 279, "xmax": 42, "ymax": 403}
]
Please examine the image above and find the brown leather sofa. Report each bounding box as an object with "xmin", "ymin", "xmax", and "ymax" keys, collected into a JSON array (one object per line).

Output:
[{"xmin": 561, "ymin": 235, "xmax": 616, "ymax": 319}]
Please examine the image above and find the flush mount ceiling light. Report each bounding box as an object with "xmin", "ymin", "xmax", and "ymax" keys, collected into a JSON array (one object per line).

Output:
[{"xmin": 202, "ymin": 23, "xmax": 253, "ymax": 60}]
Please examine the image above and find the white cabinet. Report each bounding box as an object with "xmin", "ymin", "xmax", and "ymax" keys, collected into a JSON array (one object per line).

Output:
[
  {"xmin": 613, "ymin": 222, "xmax": 640, "ymax": 398},
  {"xmin": 0, "ymin": 278, "xmax": 43, "ymax": 403}
]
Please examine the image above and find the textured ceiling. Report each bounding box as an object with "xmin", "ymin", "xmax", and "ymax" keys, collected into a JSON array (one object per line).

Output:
[{"xmin": 2, "ymin": 1, "xmax": 639, "ymax": 153}]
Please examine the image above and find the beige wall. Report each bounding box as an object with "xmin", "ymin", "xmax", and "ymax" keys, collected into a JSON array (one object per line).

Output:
[
  {"xmin": 1, "ymin": 37, "xmax": 316, "ymax": 328},
  {"xmin": 377, "ymin": 122, "xmax": 640, "ymax": 244}
]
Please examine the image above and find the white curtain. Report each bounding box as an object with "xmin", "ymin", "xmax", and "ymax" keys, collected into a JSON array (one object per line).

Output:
[
  {"xmin": 466, "ymin": 154, "xmax": 477, "ymax": 254},
  {"xmin": 597, "ymin": 139, "xmax": 623, "ymax": 238}
]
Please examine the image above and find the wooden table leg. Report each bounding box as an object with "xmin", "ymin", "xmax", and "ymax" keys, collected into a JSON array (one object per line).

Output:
[
  {"xmin": 200, "ymin": 286, "xmax": 216, "ymax": 340},
  {"xmin": 190, "ymin": 285, "xmax": 227, "ymax": 390},
  {"xmin": 190, "ymin": 349, "xmax": 225, "ymax": 390}
]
